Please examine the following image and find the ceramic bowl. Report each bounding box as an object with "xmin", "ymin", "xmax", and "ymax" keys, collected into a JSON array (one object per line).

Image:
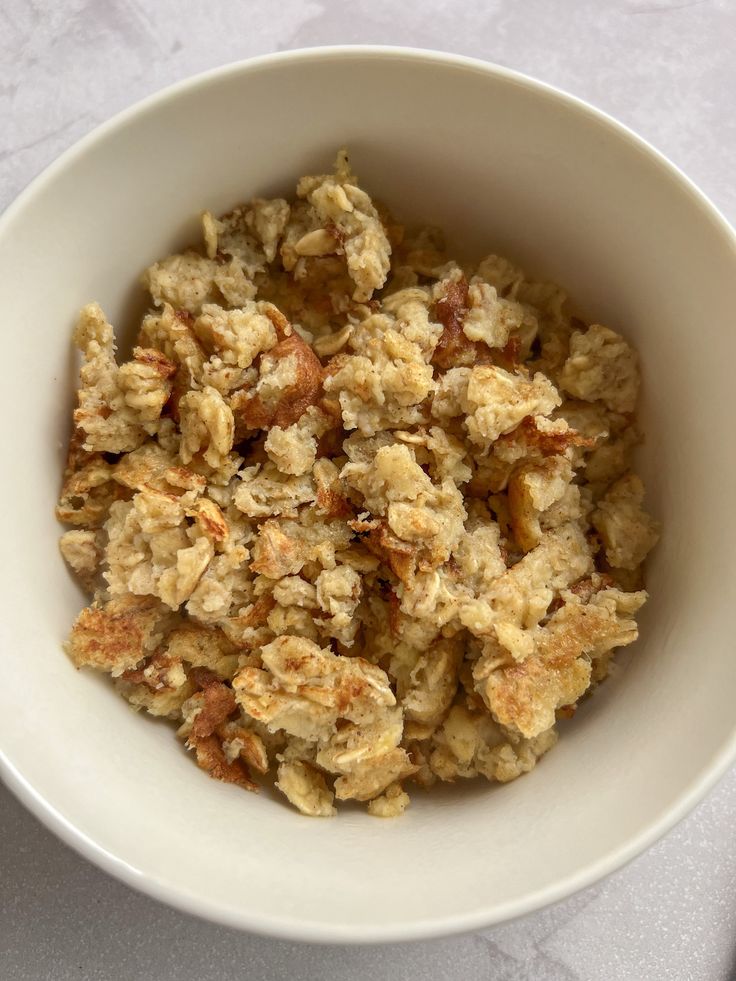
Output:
[{"xmin": 1, "ymin": 46, "xmax": 735, "ymax": 943}]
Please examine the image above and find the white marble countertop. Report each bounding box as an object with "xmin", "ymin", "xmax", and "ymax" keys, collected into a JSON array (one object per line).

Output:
[{"xmin": 2, "ymin": 2, "xmax": 736, "ymax": 978}]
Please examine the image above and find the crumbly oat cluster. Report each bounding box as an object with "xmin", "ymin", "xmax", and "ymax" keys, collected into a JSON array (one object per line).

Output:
[{"xmin": 58, "ymin": 150, "xmax": 659, "ymax": 818}]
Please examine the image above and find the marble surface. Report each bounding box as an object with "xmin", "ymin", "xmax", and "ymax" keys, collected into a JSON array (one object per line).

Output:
[{"xmin": 2, "ymin": 1, "xmax": 736, "ymax": 978}]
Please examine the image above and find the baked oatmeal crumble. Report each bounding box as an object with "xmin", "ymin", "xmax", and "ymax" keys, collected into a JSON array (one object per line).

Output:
[{"xmin": 57, "ymin": 150, "xmax": 659, "ymax": 816}]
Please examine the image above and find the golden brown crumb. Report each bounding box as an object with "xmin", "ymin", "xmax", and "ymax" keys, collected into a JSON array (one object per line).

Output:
[
  {"xmin": 367, "ymin": 782, "xmax": 410, "ymax": 817},
  {"xmin": 276, "ymin": 760, "xmax": 336, "ymax": 816},
  {"xmin": 65, "ymin": 594, "xmax": 168, "ymax": 677},
  {"xmin": 188, "ymin": 670, "xmax": 238, "ymax": 739},
  {"xmin": 431, "ymin": 275, "xmax": 474, "ymax": 369},
  {"xmin": 189, "ymin": 733, "xmax": 258, "ymax": 792},
  {"xmin": 230, "ymin": 332, "xmax": 323, "ymax": 431}
]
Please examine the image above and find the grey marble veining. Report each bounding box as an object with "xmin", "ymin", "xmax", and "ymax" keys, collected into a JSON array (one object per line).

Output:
[{"xmin": 2, "ymin": 2, "xmax": 736, "ymax": 979}]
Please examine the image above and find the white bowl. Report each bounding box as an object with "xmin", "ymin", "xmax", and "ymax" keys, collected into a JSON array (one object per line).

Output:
[{"xmin": 1, "ymin": 46, "xmax": 735, "ymax": 944}]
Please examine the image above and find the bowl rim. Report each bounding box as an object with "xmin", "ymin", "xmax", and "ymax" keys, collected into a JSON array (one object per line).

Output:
[{"xmin": 2, "ymin": 43, "xmax": 736, "ymax": 945}]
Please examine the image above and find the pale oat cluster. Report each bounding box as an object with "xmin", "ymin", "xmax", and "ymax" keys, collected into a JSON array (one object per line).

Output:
[{"xmin": 58, "ymin": 150, "xmax": 659, "ymax": 818}]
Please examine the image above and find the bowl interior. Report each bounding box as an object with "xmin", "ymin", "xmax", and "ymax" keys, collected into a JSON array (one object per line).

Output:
[{"xmin": 1, "ymin": 48, "xmax": 735, "ymax": 941}]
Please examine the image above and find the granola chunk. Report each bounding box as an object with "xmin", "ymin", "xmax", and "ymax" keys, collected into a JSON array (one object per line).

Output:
[
  {"xmin": 342, "ymin": 443, "xmax": 466, "ymax": 570},
  {"xmin": 293, "ymin": 149, "xmax": 391, "ymax": 302},
  {"xmin": 144, "ymin": 249, "xmax": 257, "ymax": 313},
  {"xmin": 231, "ymin": 331, "xmax": 323, "ymax": 431},
  {"xmin": 559, "ymin": 324, "xmax": 639, "ymax": 413},
  {"xmin": 179, "ymin": 386, "xmax": 235, "ymax": 469},
  {"xmin": 324, "ymin": 296, "xmax": 439, "ymax": 435},
  {"xmin": 592, "ymin": 473, "xmax": 660, "ymax": 570},
  {"xmin": 73, "ymin": 303, "xmax": 154, "ymax": 453},
  {"xmin": 59, "ymin": 529, "xmax": 102, "ymax": 591},
  {"xmin": 276, "ymin": 761, "xmax": 336, "ymax": 817},
  {"xmin": 476, "ymin": 587, "xmax": 646, "ymax": 737},
  {"xmin": 65, "ymin": 594, "xmax": 169, "ymax": 677},
  {"xmin": 193, "ymin": 303, "xmax": 277, "ymax": 386},
  {"xmin": 430, "ymin": 705, "xmax": 558, "ymax": 782},
  {"xmin": 233, "ymin": 635, "xmax": 395, "ymax": 741},
  {"xmin": 264, "ymin": 406, "xmax": 333, "ymax": 476},
  {"xmin": 367, "ymin": 783, "xmax": 410, "ymax": 818}
]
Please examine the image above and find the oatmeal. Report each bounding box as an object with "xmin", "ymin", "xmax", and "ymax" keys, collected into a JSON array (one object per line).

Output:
[{"xmin": 57, "ymin": 150, "xmax": 659, "ymax": 816}]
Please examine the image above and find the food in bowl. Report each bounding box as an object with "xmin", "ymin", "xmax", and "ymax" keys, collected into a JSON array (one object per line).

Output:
[{"xmin": 57, "ymin": 149, "xmax": 659, "ymax": 817}]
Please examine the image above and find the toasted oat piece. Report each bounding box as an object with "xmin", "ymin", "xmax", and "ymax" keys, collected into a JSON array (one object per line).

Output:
[
  {"xmin": 116, "ymin": 652, "xmax": 193, "ymax": 718},
  {"xmin": 433, "ymin": 365, "xmax": 561, "ymax": 451},
  {"xmin": 264, "ymin": 406, "xmax": 335, "ymax": 477},
  {"xmin": 293, "ymin": 149, "xmax": 391, "ymax": 302},
  {"xmin": 233, "ymin": 635, "xmax": 395, "ymax": 741},
  {"xmin": 249, "ymin": 511, "xmax": 352, "ymax": 580},
  {"xmin": 111, "ymin": 442, "xmax": 206, "ymax": 502},
  {"xmin": 430, "ymin": 704, "xmax": 558, "ymax": 783},
  {"xmin": 179, "ymin": 386, "xmax": 235, "ymax": 470},
  {"xmin": 144, "ymin": 249, "xmax": 257, "ymax": 314},
  {"xmin": 103, "ymin": 490, "xmax": 214, "ymax": 610},
  {"xmin": 231, "ymin": 331, "xmax": 324, "ymax": 432},
  {"xmin": 217, "ymin": 721, "xmax": 270, "ymax": 773},
  {"xmin": 276, "ymin": 761, "xmax": 336, "ymax": 817},
  {"xmin": 202, "ymin": 199, "xmax": 288, "ymax": 269},
  {"xmin": 456, "ymin": 521, "xmax": 595, "ymax": 644},
  {"xmin": 342, "ymin": 443, "xmax": 466, "ymax": 571},
  {"xmin": 164, "ymin": 621, "xmax": 239, "ymax": 678},
  {"xmin": 559, "ymin": 324, "xmax": 639, "ymax": 413},
  {"xmin": 324, "ymin": 298, "xmax": 439, "ymax": 436},
  {"xmin": 592, "ymin": 473, "xmax": 660, "ymax": 570},
  {"xmin": 477, "ymin": 587, "xmax": 646, "ymax": 737},
  {"xmin": 65, "ymin": 594, "xmax": 169, "ymax": 677},
  {"xmin": 192, "ymin": 303, "xmax": 278, "ymax": 393},
  {"xmin": 508, "ymin": 456, "xmax": 576, "ymax": 552},
  {"xmin": 188, "ymin": 733, "xmax": 258, "ymax": 791},
  {"xmin": 391, "ymin": 637, "xmax": 464, "ymax": 733},
  {"xmin": 314, "ymin": 564, "xmax": 362, "ymax": 646},
  {"xmin": 333, "ymin": 747, "xmax": 417, "ymax": 802},
  {"xmin": 367, "ymin": 783, "xmax": 411, "ymax": 818},
  {"xmin": 73, "ymin": 304, "xmax": 157, "ymax": 454},
  {"xmin": 430, "ymin": 271, "xmax": 529, "ymax": 370},
  {"xmin": 234, "ymin": 462, "xmax": 315, "ymax": 518},
  {"xmin": 56, "ymin": 437, "xmax": 122, "ymax": 528},
  {"xmin": 59, "ymin": 529, "xmax": 102, "ymax": 592}
]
